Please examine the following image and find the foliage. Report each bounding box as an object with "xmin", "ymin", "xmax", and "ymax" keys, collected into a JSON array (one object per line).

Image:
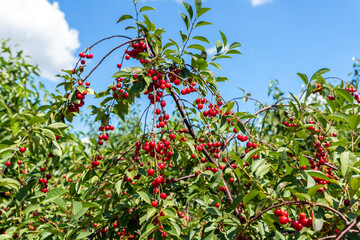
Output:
[{"xmin": 1, "ymin": 1, "xmax": 360, "ymax": 240}]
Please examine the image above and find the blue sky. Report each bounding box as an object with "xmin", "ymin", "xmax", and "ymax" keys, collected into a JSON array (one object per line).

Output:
[{"xmin": 1, "ymin": 0, "xmax": 360, "ymax": 127}]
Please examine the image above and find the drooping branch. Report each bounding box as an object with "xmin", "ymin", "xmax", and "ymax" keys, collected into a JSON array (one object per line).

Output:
[{"xmin": 334, "ymin": 215, "xmax": 360, "ymax": 240}]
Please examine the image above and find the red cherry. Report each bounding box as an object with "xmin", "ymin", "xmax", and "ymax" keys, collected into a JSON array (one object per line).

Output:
[
  {"xmin": 19, "ymin": 147, "xmax": 26, "ymax": 153},
  {"xmin": 5, "ymin": 161, "xmax": 11, "ymax": 166},
  {"xmin": 299, "ymin": 212, "xmax": 306, "ymax": 219},
  {"xmin": 169, "ymin": 133, "xmax": 176, "ymax": 140},
  {"xmin": 158, "ymin": 163, "xmax": 165, "ymax": 170},
  {"xmin": 147, "ymin": 169, "xmax": 155, "ymax": 176},
  {"xmin": 279, "ymin": 216, "xmax": 288, "ymax": 225},
  {"xmin": 151, "ymin": 200, "xmax": 158, "ymax": 207},
  {"xmin": 160, "ymin": 193, "xmax": 167, "ymax": 199},
  {"xmin": 215, "ymin": 203, "xmax": 220, "ymax": 208},
  {"xmin": 274, "ymin": 209, "xmax": 283, "ymax": 217},
  {"xmin": 117, "ymin": 63, "xmax": 122, "ymax": 68},
  {"xmin": 125, "ymin": 55, "xmax": 130, "ymax": 60},
  {"xmin": 42, "ymin": 188, "xmax": 47, "ymax": 193}
]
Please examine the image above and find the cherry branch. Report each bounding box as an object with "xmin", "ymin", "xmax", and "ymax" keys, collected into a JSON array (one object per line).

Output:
[
  {"xmin": 334, "ymin": 215, "xmax": 360, "ymax": 240},
  {"xmin": 82, "ymin": 38, "xmax": 144, "ymax": 83}
]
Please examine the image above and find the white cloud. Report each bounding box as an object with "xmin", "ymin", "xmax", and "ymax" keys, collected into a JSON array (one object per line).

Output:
[
  {"xmin": 0, "ymin": 0, "xmax": 80, "ymax": 81},
  {"xmin": 250, "ymin": 0, "xmax": 274, "ymax": 6}
]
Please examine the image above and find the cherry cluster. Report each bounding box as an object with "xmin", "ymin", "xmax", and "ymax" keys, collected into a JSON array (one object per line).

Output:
[
  {"xmin": 112, "ymin": 77, "xmax": 129, "ymax": 99},
  {"xmin": 125, "ymin": 41, "xmax": 147, "ymax": 60},
  {"xmin": 283, "ymin": 117, "xmax": 298, "ymax": 128},
  {"xmin": 37, "ymin": 168, "xmax": 52, "ymax": 193},
  {"xmin": 97, "ymin": 125, "xmax": 115, "ymax": 146},
  {"xmin": 345, "ymin": 85, "xmax": 360, "ymax": 103},
  {"xmin": 274, "ymin": 209, "xmax": 313, "ymax": 231},
  {"xmin": 312, "ymin": 83, "xmax": 322, "ymax": 94}
]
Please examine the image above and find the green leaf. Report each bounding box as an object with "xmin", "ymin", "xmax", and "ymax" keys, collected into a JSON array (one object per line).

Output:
[
  {"xmin": 349, "ymin": 115, "xmax": 360, "ymax": 130},
  {"xmin": 243, "ymin": 148, "xmax": 261, "ymax": 163},
  {"xmin": 115, "ymin": 179, "xmax": 124, "ymax": 195},
  {"xmin": 219, "ymin": 31, "xmax": 227, "ymax": 47},
  {"xmin": 194, "ymin": 0, "xmax": 202, "ymax": 14},
  {"xmin": 256, "ymin": 164, "xmax": 271, "ymax": 177},
  {"xmin": 229, "ymin": 42, "xmax": 242, "ymax": 49},
  {"xmin": 0, "ymin": 235, "xmax": 12, "ymax": 239},
  {"xmin": 311, "ymin": 68, "xmax": 330, "ymax": 80},
  {"xmin": 231, "ymin": 195, "xmax": 242, "ymax": 210},
  {"xmin": 180, "ymin": 31, "xmax": 188, "ymax": 42},
  {"xmin": 139, "ymin": 223, "xmax": 156, "ymax": 240},
  {"xmin": 183, "ymin": 2, "xmax": 194, "ymax": 19},
  {"xmin": 210, "ymin": 171, "xmax": 223, "ymax": 188},
  {"xmin": 140, "ymin": 208, "xmax": 156, "ymax": 225},
  {"xmin": 340, "ymin": 151, "xmax": 358, "ymax": 176},
  {"xmin": 47, "ymin": 122, "xmax": 68, "ymax": 130},
  {"xmin": 41, "ymin": 128, "xmax": 56, "ymax": 141},
  {"xmin": 44, "ymin": 188, "xmax": 67, "ymax": 202},
  {"xmin": 180, "ymin": 12, "xmax": 190, "ymax": 30},
  {"xmin": 195, "ymin": 21, "xmax": 212, "ymax": 28},
  {"xmin": 326, "ymin": 112, "xmax": 349, "ymax": 123},
  {"xmin": 335, "ymin": 88, "xmax": 354, "ymax": 103},
  {"xmin": 29, "ymin": 116, "xmax": 45, "ymax": 126},
  {"xmin": 23, "ymin": 204, "xmax": 41, "ymax": 215},
  {"xmin": 82, "ymin": 202, "xmax": 100, "ymax": 208},
  {"xmin": 243, "ymin": 189, "xmax": 260, "ymax": 205},
  {"xmin": 166, "ymin": 54, "xmax": 182, "ymax": 66},
  {"xmin": 71, "ymin": 207, "xmax": 88, "ymax": 223},
  {"xmin": 163, "ymin": 207, "xmax": 178, "ymax": 218},
  {"xmin": 73, "ymin": 232, "xmax": 92, "ymax": 239},
  {"xmin": 199, "ymin": 82, "xmax": 208, "ymax": 96},
  {"xmin": 209, "ymin": 62, "xmax": 222, "ymax": 70},
  {"xmin": 251, "ymin": 158, "xmax": 266, "ymax": 174},
  {"xmin": 117, "ymin": 15, "xmax": 133, "ymax": 23},
  {"xmin": 226, "ymin": 49, "xmax": 241, "ymax": 55},
  {"xmin": 140, "ymin": 6, "xmax": 156, "ymax": 12},
  {"xmin": 0, "ymin": 178, "xmax": 20, "ymax": 189},
  {"xmin": 138, "ymin": 191, "xmax": 151, "ymax": 204},
  {"xmin": 193, "ymin": 36, "xmax": 210, "ymax": 43},
  {"xmin": 308, "ymin": 185, "xmax": 325, "ymax": 196},
  {"xmin": 313, "ymin": 217, "xmax": 324, "ymax": 232},
  {"xmin": 216, "ymin": 40, "xmax": 222, "ymax": 53},
  {"xmin": 197, "ymin": 7, "xmax": 211, "ymax": 17},
  {"xmin": 187, "ymin": 44, "xmax": 206, "ymax": 52},
  {"xmin": 53, "ymin": 198, "xmax": 67, "ymax": 212},
  {"xmin": 168, "ymin": 221, "xmax": 181, "ymax": 236},
  {"xmin": 130, "ymin": 79, "xmax": 149, "ymax": 95},
  {"xmin": 305, "ymin": 172, "xmax": 316, "ymax": 188},
  {"xmin": 206, "ymin": 207, "xmax": 221, "ymax": 215},
  {"xmin": 76, "ymin": 85, "xmax": 87, "ymax": 93},
  {"xmin": 306, "ymin": 170, "xmax": 330, "ymax": 181},
  {"xmin": 297, "ymin": 73, "xmax": 308, "ymax": 85}
]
